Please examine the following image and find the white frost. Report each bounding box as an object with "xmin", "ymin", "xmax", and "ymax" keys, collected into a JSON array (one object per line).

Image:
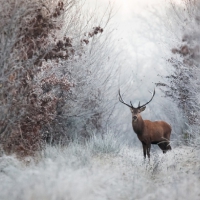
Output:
[{"xmin": 0, "ymin": 139, "xmax": 199, "ymax": 200}]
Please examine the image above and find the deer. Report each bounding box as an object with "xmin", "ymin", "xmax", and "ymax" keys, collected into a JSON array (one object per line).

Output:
[{"xmin": 119, "ymin": 89, "xmax": 172, "ymax": 160}]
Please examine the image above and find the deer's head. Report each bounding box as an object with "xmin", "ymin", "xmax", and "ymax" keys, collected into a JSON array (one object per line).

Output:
[{"xmin": 118, "ymin": 89, "xmax": 155, "ymax": 122}]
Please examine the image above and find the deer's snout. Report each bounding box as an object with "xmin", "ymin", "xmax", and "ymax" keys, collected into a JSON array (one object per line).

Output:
[{"xmin": 133, "ymin": 116, "xmax": 137, "ymax": 121}]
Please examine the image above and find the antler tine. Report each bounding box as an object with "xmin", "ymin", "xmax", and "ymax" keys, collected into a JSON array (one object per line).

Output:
[
  {"xmin": 130, "ymin": 101, "xmax": 134, "ymax": 107},
  {"xmin": 118, "ymin": 89, "xmax": 133, "ymax": 108},
  {"xmin": 138, "ymin": 88, "xmax": 155, "ymax": 108}
]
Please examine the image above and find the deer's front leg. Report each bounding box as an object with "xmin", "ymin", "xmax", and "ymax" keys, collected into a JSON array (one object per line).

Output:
[
  {"xmin": 147, "ymin": 143, "xmax": 151, "ymax": 160},
  {"xmin": 142, "ymin": 142, "xmax": 147, "ymax": 159}
]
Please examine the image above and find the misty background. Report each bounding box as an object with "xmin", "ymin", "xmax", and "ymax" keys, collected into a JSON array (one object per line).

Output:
[
  {"xmin": 1, "ymin": 0, "xmax": 200, "ymax": 200},
  {"xmin": 85, "ymin": 0, "xmax": 185, "ymax": 145}
]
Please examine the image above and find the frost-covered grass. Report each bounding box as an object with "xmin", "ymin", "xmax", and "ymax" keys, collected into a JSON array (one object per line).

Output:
[{"xmin": 0, "ymin": 133, "xmax": 200, "ymax": 200}]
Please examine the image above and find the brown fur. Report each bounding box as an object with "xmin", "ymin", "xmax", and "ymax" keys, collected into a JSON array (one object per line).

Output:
[{"xmin": 132, "ymin": 114, "xmax": 172, "ymax": 159}]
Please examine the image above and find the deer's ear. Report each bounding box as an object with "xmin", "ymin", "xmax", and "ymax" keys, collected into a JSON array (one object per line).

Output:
[{"xmin": 139, "ymin": 106, "xmax": 146, "ymax": 113}]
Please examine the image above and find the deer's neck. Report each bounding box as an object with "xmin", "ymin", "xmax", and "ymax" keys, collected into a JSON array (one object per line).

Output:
[{"xmin": 132, "ymin": 114, "xmax": 144, "ymax": 135}]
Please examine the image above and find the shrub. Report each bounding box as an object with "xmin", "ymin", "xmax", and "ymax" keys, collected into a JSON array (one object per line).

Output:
[{"xmin": 0, "ymin": 0, "xmax": 114, "ymax": 156}]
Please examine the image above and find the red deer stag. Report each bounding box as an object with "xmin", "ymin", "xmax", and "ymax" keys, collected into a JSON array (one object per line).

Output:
[{"xmin": 119, "ymin": 89, "xmax": 172, "ymax": 159}]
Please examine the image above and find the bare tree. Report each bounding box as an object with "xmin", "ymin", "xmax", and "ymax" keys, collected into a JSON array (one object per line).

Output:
[{"xmin": 158, "ymin": 0, "xmax": 200, "ymax": 144}]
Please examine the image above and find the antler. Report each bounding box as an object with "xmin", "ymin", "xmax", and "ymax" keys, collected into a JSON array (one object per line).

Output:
[
  {"xmin": 118, "ymin": 89, "xmax": 133, "ymax": 108},
  {"xmin": 138, "ymin": 88, "xmax": 155, "ymax": 109},
  {"xmin": 119, "ymin": 88, "xmax": 155, "ymax": 109}
]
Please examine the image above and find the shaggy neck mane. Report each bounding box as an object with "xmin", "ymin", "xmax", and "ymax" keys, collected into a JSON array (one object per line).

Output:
[{"xmin": 132, "ymin": 114, "xmax": 144, "ymax": 135}]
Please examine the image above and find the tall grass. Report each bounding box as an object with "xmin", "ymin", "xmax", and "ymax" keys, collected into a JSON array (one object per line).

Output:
[
  {"xmin": 0, "ymin": 133, "xmax": 200, "ymax": 200},
  {"xmin": 86, "ymin": 131, "xmax": 124, "ymax": 156}
]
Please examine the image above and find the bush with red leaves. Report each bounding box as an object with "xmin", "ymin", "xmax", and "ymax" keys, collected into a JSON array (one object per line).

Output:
[{"xmin": 0, "ymin": 0, "xmax": 109, "ymax": 157}]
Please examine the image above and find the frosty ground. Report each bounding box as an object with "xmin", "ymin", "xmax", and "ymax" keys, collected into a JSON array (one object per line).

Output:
[{"xmin": 0, "ymin": 134, "xmax": 200, "ymax": 200}]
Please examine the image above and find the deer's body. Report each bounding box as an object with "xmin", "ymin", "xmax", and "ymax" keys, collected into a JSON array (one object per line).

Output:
[
  {"xmin": 132, "ymin": 114, "xmax": 171, "ymax": 158},
  {"xmin": 119, "ymin": 89, "xmax": 172, "ymax": 159}
]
